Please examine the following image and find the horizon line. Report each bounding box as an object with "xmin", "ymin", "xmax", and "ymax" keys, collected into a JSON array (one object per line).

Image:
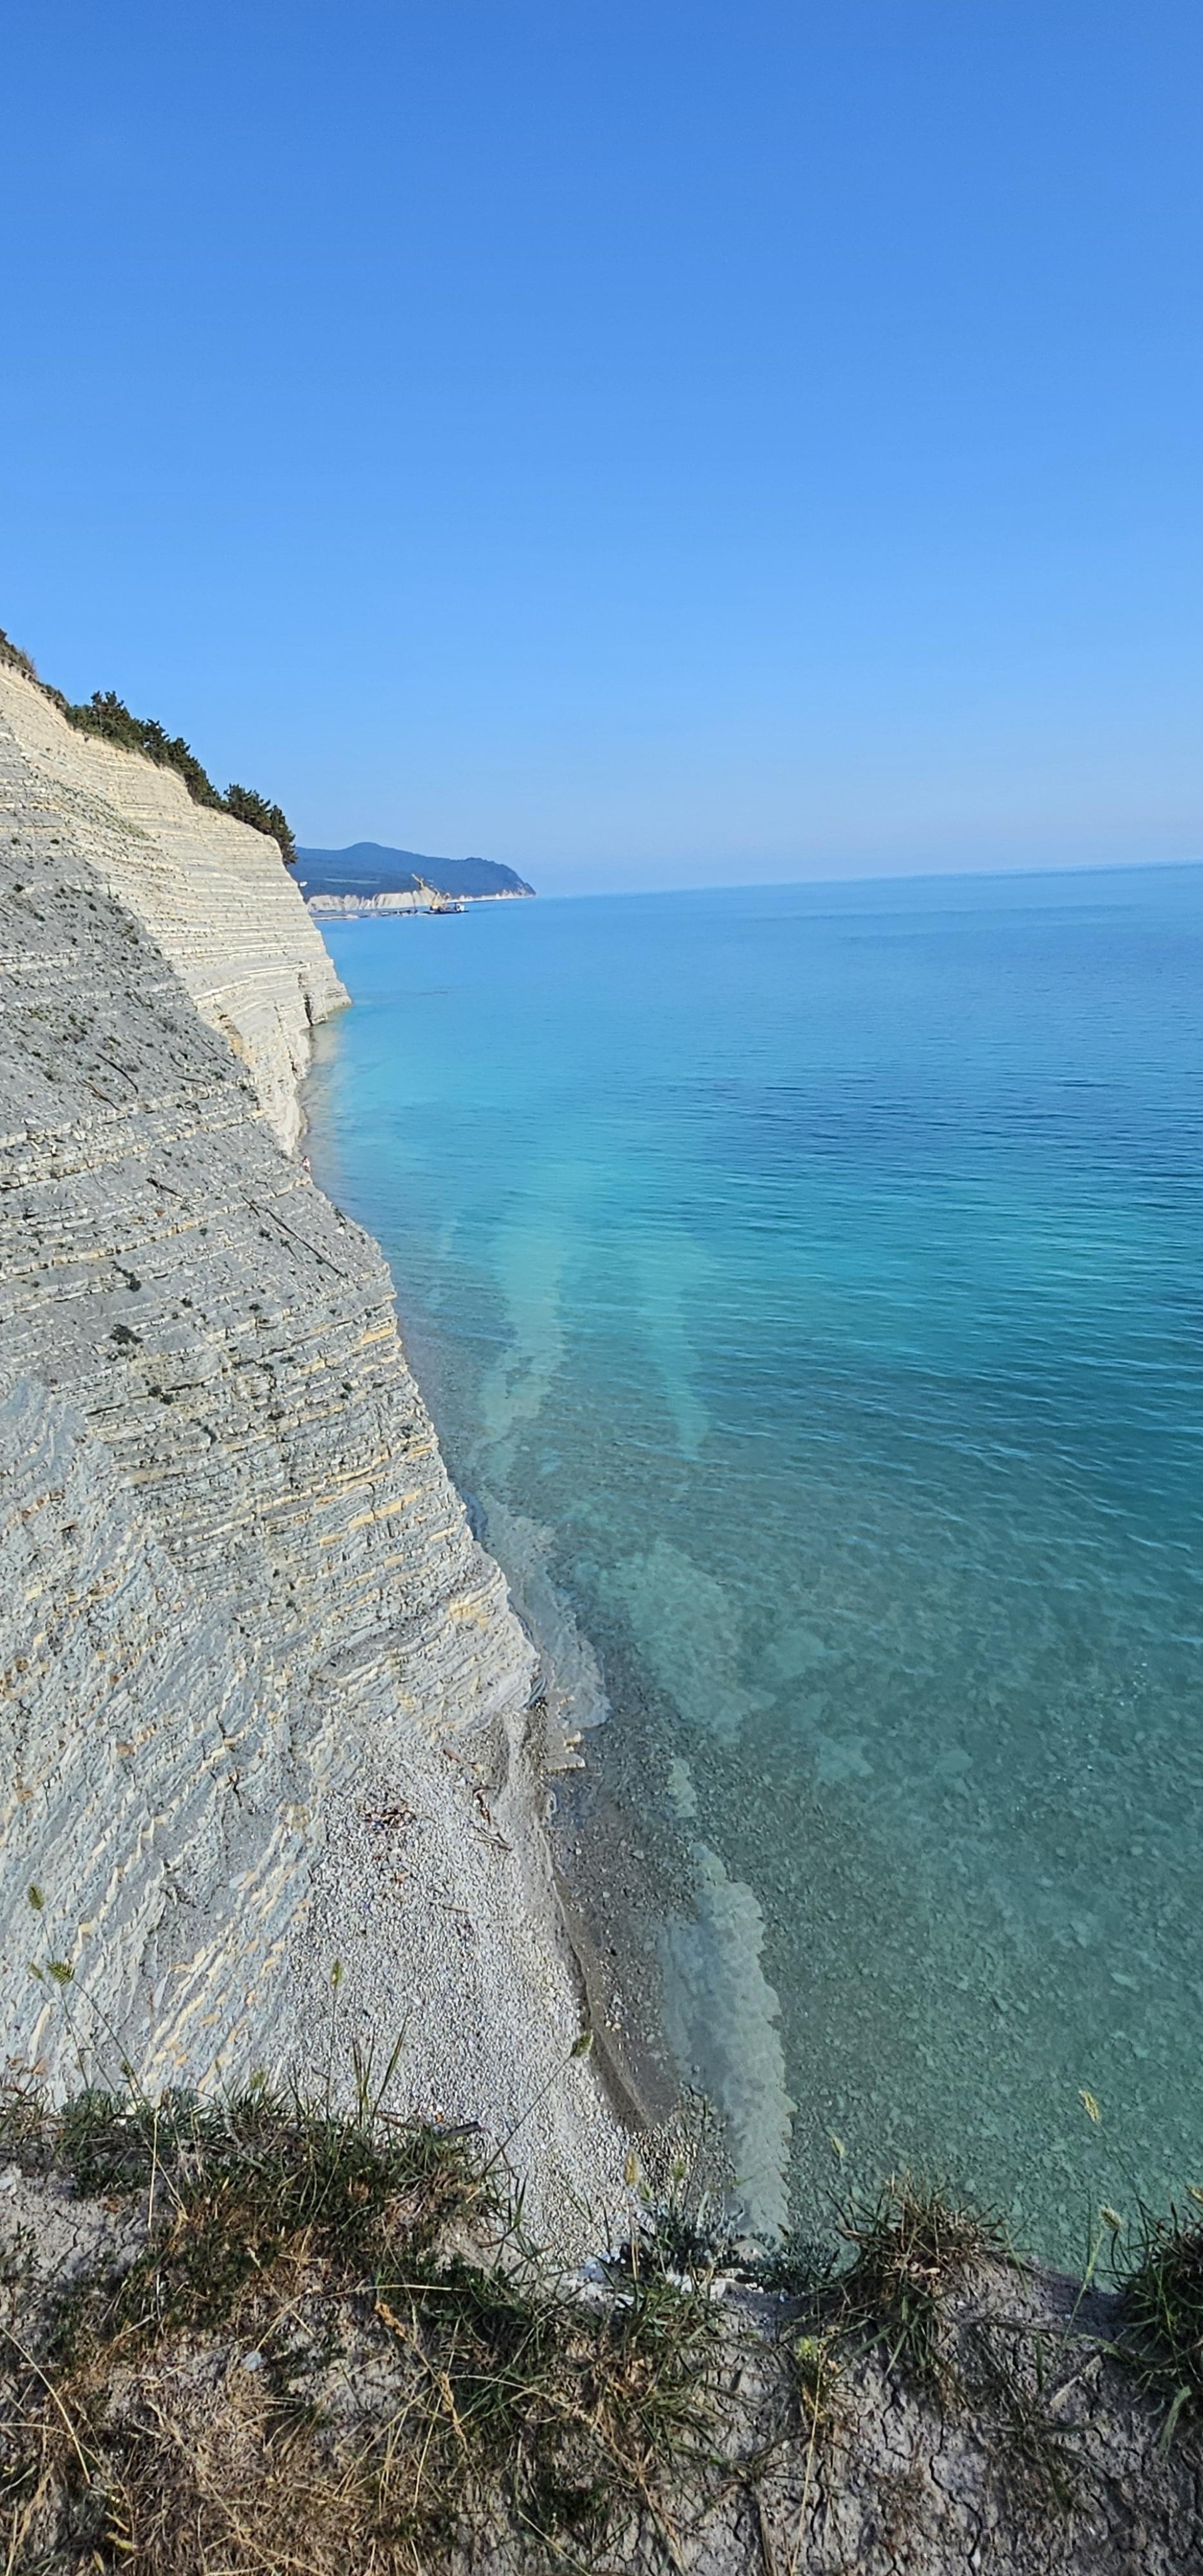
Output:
[{"xmin": 471, "ymin": 850, "xmax": 1203, "ymax": 904}]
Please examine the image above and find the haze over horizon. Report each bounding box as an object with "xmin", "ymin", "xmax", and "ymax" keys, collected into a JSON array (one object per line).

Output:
[{"xmin": 3, "ymin": 2, "xmax": 1200, "ymax": 897}]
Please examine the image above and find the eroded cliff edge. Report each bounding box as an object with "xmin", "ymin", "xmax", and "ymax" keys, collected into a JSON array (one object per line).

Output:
[{"xmin": 0, "ymin": 660, "xmax": 618, "ymax": 2229}]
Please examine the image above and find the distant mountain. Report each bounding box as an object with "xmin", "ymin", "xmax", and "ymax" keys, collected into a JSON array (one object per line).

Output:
[{"xmin": 295, "ymin": 842, "xmax": 534, "ymax": 900}]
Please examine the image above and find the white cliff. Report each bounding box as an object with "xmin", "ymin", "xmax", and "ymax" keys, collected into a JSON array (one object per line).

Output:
[
  {"xmin": 0, "ymin": 664, "xmax": 346, "ymax": 1151},
  {"xmin": 0, "ymin": 660, "xmax": 618, "ymax": 2229}
]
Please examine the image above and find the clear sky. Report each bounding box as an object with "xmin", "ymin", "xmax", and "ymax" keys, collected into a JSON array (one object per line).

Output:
[{"xmin": 3, "ymin": 2, "xmax": 1200, "ymax": 894}]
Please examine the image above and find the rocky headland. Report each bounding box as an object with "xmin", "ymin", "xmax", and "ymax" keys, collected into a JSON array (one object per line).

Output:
[{"xmin": 295, "ymin": 841, "xmax": 535, "ymax": 912}]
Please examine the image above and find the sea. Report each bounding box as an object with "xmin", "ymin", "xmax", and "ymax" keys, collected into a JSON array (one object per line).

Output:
[{"xmin": 303, "ymin": 864, "xmax": 1203, "ymax": 2266}]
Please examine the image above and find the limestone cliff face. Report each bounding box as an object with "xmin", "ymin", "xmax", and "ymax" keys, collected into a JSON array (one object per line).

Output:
[
  {"xmin": 0, "ymin": 665, "xmax": 346, "ymax": 1150},
  {"xmin": 0, "ymin": 666, "xmax": 611, "ymax": 2211}
]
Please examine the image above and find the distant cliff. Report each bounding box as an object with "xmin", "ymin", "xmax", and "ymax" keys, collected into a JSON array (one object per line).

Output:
[
  {"xmin": 296, "ymin": 841, "xmax": 534, "ymax": 902},
  {"xmin": 0, "ymin": 659, "xmax": 615, "ymax": 2229}
]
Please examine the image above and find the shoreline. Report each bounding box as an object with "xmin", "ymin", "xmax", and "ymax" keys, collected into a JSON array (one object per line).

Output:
[
  {"xmin": 296, "ymin": 1014, "xmax": 689, "ymax": 2156},
  {"xmin": 457, "ymin": 1482, "xmax": 688, "ymax": 2134},
  {"xmin": 299, "ymin": 936, "xmax": 798, "ymax": 2240},
  {"xmin": 296, "ymin": 1001, "xmax": 689, "ymax": 2156},
  {"xmin": 305, "ymin": 889, "xmax": 534, "ymax": 919}
]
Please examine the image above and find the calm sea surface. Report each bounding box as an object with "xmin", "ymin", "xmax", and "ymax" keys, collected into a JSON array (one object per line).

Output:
[{"xmin": 304, "ymin": 868, "xmax": 1203, "ymax": 2262}]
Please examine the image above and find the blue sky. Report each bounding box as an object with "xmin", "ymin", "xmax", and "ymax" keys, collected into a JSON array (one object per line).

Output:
[{"xmin": 3, "ymin": 2, "xmax": 1200, "ymax": 892}]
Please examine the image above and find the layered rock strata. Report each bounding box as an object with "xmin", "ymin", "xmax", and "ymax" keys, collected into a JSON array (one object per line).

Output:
[
  {"xmin": 0, "ymin": 664, "xmax": 345, "ymax": 1150},
  {"xmin": 0, "ymin": 663, "xmax": 617, "ymax": 2226}
]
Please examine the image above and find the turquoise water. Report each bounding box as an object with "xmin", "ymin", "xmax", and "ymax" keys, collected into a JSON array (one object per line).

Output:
[{"xmin": 304, "ymin": 868, "xmax": 1203, "ymax": 2261}]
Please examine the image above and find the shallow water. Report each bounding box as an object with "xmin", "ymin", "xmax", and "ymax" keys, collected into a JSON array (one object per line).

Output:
[{"xmin": 304, "ymin": 867, "xmax": 1203, "ymax": 2263}]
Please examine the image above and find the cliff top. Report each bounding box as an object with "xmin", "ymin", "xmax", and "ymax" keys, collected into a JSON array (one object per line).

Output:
[
  {"xmin": 1, "ymin": 2081, "xmax": 1200, "ymax": 2574},
  {"xmin": 0, "ymin": 626, "xmax": 297, "ymax": 866}
]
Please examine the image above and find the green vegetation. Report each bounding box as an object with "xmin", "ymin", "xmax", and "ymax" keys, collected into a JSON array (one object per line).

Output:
[
  {"xmin": 1118, "ymin": 2199, "xmax": 1203, "ymax": 2442},
  {"xmin": 823, "ymin": 2174, "xmax": 1008, "ymax": 2388},
  {"xmin": 53, "ymin": 688, "xmax": 228, "ymax": 812},
  {"xmin": 0, "ymin": 628, "xmax": 296, "ymax": 864},
  {"xmin": 222, "ymin": 781, "xmax": 296, "ymax": 862},
  {"xmin": 0, "ymin": 628, "xmax": 38, "ymax": 684}
]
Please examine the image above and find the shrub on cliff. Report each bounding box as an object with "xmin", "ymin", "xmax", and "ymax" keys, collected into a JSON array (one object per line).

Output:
[
  {"xmin": 0, "ymin": 625, "xmax": 39, "ymax": 682},
  {"xmin": 63, "ymin": 691, "xmax": 226, "ymax": 810},
  {"xmin": 0, "ymin": 630, "xmax": 297, "ymax": 865},
  {"xmin": 223, "ymin": 780, "xmax": 298, "ymax": 865},
  {"xmin": 64, "ymin": 692, "xmax": 298, "ymax": 864}
]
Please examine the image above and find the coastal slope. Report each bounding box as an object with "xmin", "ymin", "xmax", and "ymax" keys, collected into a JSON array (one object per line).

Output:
[{"xmin": 0, "ymin": 659, "xmax": 616, "ymax": 2226}]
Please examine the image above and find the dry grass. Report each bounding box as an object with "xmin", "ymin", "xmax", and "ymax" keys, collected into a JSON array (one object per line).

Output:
[
  {"xmin": 3, "ymin": 2092, "xmax": 1196, "ymax": 2570},
  {"xmin": 0, "ymin": 2082, "xmax": 725, "ymax": 2574}
]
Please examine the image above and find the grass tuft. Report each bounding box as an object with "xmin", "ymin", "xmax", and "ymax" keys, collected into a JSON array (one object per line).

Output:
[
  {"xmin": 966, "ymin": 2316, "xmax": 1083, "ymax": 2516},
  {"xmin": 824, "ymin": 2173, "xmax": 1006, "ymax": 2387},
  {"xmin": 1116, "ymin": 2201, "xmax": 1203, "ymax": 2439}
]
